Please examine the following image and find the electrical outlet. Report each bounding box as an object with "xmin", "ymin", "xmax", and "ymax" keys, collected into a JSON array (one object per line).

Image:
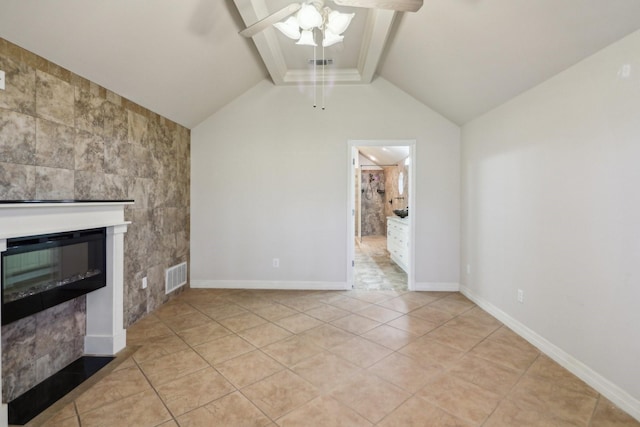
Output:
[
  {"xmin": 0, "ymin": 70, "xmax": 5, "ymax": 90},
  {"xmin": 142, "ymin": 277, "xmax": 148, "ymax": 289},
  {"xmin": 272, "ymin": 258, "xmax": 279, "ymax": 268},
  {"xmin": 517, "ymin": 289, "xmax": 524, "ymax": 303},
  {"xmin": 466, "ymin": 264, "xmax": 471, "ymax": 275}
]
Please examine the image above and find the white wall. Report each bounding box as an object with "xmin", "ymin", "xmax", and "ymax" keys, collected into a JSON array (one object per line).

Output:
[
  {"xmin": 191, "ymin": 77, "xmax": 460, "ymax": 288},
  {"xmin": 461, "ymin": 30, "xmax": 640, "ymax": 416}
]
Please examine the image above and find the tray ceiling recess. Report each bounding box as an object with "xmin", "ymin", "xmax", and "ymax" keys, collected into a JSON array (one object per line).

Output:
[{"xmin": 233, "ymin": 0, "xmax": 423, "ymax": 85}]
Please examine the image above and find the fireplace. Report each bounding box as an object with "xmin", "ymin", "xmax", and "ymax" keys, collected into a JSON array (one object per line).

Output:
[
  {"xmin": 2, "ymin": 228, "xmax": 107, "ymax": 325},
  {"xmin": 0, "ymin": 200, "xmax": 132, "ymax": 427}
]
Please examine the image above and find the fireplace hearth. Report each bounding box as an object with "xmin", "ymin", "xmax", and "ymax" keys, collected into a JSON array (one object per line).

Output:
[{"xmin": 0, "ymin": 200, "xmax": 132, "ymax": 427}]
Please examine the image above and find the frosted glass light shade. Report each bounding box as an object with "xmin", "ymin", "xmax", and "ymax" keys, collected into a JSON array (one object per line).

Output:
[
  {"xmin": 323, "ymin": 29, "xmax": 343, "ymax": 47},
  {"xmin": 274, "ymin": 16, "xmax": 301, "ymax": 40},
  {"xmin": 297, "ymin": 29, "xmax": 317, "ymax": 46},
  {"xmin": 326, "ymin": 10, "xmax": 354, "ymax": 35},
  {"xmin": 297, "ymin": 4, "xmax": 323, "ymax": 30}
]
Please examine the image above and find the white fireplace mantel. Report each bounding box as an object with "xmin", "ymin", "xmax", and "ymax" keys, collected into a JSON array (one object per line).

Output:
[{"xmin": 0, "ymin": 200, "xmax": 133, "ymax": 426}]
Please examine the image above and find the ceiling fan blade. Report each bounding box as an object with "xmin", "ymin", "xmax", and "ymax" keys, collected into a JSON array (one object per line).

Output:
[
  {"xmin": 239, "ymin": 3, "xmax": 302, "ymax": 38},
  {"xmin": 333, "ymin": 0, "xmax": 423, "ymax": 12}
]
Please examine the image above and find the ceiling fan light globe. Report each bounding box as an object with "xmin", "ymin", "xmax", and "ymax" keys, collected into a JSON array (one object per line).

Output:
[
  {"xmin": 326, "ymin": 11, "xmax": 354, "ymax": 35},
  {"xmin": 296, "ymin": 29, "xmax": 317, "ymax": 46},
  {"xmin": 273, "ymin": 16, "xmax": 301, "ymax": 39},
  {"xmin": 322, "ymin": 29, "xmax": 343, "ymax": 47},
  {"xmin": 297, "ymin": 4, "xmax": 323, "ymax": 30}
]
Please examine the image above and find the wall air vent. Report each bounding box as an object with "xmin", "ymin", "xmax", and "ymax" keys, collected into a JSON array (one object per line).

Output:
[
  {"xmin": 165, "ymin": 262, "xmax": 187, "ymax": 294},
  {"xmin": 308, "ymin": 59, "xmax": 333, "ymax": 66}
]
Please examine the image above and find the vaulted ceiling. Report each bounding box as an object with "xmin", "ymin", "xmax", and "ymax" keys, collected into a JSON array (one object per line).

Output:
[{"xmin": 1, "ymin": 0, "xmax": 640, "ymax": 129}]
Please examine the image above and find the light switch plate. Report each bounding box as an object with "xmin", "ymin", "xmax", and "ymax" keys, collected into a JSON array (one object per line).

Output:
[{"xmin": 0, "ymin": 70, "xmax": 5, "ymax": 90}]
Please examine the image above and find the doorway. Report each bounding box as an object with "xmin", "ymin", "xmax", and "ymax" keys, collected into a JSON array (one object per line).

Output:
[{"xmin": 347, "ymin": 140, "xmax": 416, "ymax": 291}]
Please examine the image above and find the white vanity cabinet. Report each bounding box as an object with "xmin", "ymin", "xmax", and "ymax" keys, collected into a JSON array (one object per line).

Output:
[{"xmin": 387, "ymin": 217, "xmax": 409, "ymax": 273}]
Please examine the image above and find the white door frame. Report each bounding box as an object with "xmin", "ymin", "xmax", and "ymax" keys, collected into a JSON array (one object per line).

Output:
[{"xmin": 347, "ymin": 139, "xmax": 416, "ymax": 290}]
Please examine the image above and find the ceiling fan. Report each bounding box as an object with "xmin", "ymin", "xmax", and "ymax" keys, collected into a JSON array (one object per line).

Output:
[{"xmin": 239, "ymin": 0, "xmax": 423, "ymax": 38}]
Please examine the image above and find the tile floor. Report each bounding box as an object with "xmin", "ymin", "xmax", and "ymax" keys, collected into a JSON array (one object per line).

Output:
[
  {"xmin": 28, "ymin": 288, "xmax": 639, "ymax": 426},
  {"xmin": 354, "ymin": 236, "xmax": 407, "ymax": 291}
]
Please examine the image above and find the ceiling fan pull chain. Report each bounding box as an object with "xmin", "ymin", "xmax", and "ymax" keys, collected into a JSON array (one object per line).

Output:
[
  {"xmin": 313, "ymin": 37, "xmax": 317, "ymax": 108},
  {"xmin": 322, "ymin": 37, "xmax": 325, "ymax": 110}
]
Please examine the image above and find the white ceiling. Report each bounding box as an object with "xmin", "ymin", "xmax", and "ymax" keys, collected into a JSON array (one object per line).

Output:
[{"xmin": 1, "ymin": 0, "xmax": 639, "ymax": 128}]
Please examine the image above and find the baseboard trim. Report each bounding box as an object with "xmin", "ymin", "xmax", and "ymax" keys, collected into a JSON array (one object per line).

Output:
[
  {"xmin": 190, "ymin": 280, "xmax": 348, "ymax": 291},
  {"xmin": 459, "ymin": 285, "xmax": 640, "ymax": 422},
  {"xmin": 413, "ymin": 282, "xmax": 460, "ymax": 292}
]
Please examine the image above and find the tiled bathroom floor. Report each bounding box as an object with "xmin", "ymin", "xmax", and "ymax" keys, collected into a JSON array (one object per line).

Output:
[
  {"xmin": 355, "ymin": 236, "xmax": 407, "ymax": 291},
  {"xmin": 30, "ymin": 289, "xmax": 639, "ymax": 427}
]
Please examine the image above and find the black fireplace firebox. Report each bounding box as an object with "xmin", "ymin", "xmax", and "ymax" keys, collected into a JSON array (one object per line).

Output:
[{"xmin": 1, "ymin": 228, "xmax": 106, "ymax": 325}]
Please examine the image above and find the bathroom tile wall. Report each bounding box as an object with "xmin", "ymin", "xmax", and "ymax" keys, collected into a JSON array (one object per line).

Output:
[
  {"xmin": 384, "ymin": 162, "xmax": 409, "ymax": 219},
  {"xmin": 0, "ymin": 38, "xmax": 190, "ymax": 401},
  {"xmin": 360, "ymin": 170, "xmax": 386, "ymax": 236}
]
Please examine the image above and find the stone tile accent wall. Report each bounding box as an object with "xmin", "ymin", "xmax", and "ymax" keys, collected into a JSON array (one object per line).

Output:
[{"xmin": 0, "ymin": 38, "xmax": 190, "ymax": 401}]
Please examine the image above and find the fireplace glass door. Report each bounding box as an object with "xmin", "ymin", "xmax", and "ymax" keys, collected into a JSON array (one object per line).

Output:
[{"xmin": 1, "ymin": 228, "xmax": 106, "ymax": 324}]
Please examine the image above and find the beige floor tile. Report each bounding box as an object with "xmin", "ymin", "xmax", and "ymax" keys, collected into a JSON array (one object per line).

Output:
[
  {"xmin": 488, "ymin": 325, "xmax": 540, "ymax": 354},
  {"xmin": 198, "ymin": 302, "xmax": 248, "ymax": 320},
  {"xmin": 525, "ymin": 354, "xmax": 598, "ymax": 397},
  {"xmin": 155, "ymin": 367, "xmax": 236, "ymax": 416},
  {"xmin": 78, "ymin": 389, "xmax": 172, "ymax": 427},
  {"xmin": 126, "ymin": 315, "xmax": 174, "ymax": 344},
  {"xmin": 429, "ymin": 296, "xmax": 475, "ymax": 315},
  {"xmin": 360, "ymin": 324, "xmax": 418, "ymax": 350},
  {"xmin": 138, "ymin": 348, "xmax": 209, "ymax": 387},
  {"xmin": 215, "ymin": 350, "xmax": 284, "ymax": 388},
  {"xmin": 484, "ymin": 399, "xmax": 579, "ymax": 427},
  {"xmin": 328, "ymin": 336, "xmax": 393, "ymax": 368},
  {"xmin": 448, "ymin": 354, "xmax": 523, "ymax": 396},
  {"xmin": 262, "ymin": 335, "xmax": 324, "ymax": 367},
  {"xmin": 408, "ymin": 305, "xmax": 456, "ymax": 325},
  {"xmin": 330, "ymin": 314, "xmax": 381, "ymax": 335},
  {"xmin": 74, "ymin": 366, "xmax": 152, "ymax": 414},
  {"xmin": 41, "ymin": 403, "xmax": 78, "ymax": 427},
  {"xmin": 378, "ymin": 396, "xmax": 474, "ymax": 427},
  {"xmin": 176, "ymin": 391, "xmax": 271, "ymax": 427},
  {"xmin": 508, "ymin": 374, "xmax": 598, "ymax": 426},
  {"xmin": 356, "ymin": 305, "xmax": 403, "ymax": 323},
  {"xmin": 279, "ymin": 296, "xmax": 324, "ymax": 312},
  {"xmin": 274, "ymin": 313, "xmax": 324, "ymax": 333},
  {"xmin": 327, "ymin": 296, "xmax": 372, "ymax": 312},
  {"xmin": 305, "ymin": 304, "xmax": 350, "ymax": 322},
  {"xmin": 252, "ymin": 303, "xmax": 299, "ymax": 321},
  {"xmin": 154, "ymin": 301, "xmax": 199, "ymax": 320},
  {"xmin": 590, "ymin": 397, "xmax": 640, "ymax": 426},
  {"xmin": 424, "ymin": 325, "xmax": 486, "ymax": 352},
  {"xmin": 242, "ymin": 370, "xmax": 319, "ymax": 419},
  {"xmin": 163, "ymin": 311, "xmax": 214, "ymax": 333},
  {"xmin": 276, "ymin": 395, "xmax": 372, "ymax": 427},
  {"xmin": 292, "ymin": 352, "xmax": 362, "ymax": 391},
  {"xmin": 376, "ymin": 294, "xmax": 429, "ymax": 313},
  {"xmin": 176, "ymin": 320, "xmax": 232, "ymax": 346},
  {"xmin": 239, "ymin": 322, "xmax": 292, "ymax": 347},
  {"xmin": 329, "ymin": 372, "xmax": 410, "ymax": 423},
  {"xmin": 132, "ymin": 334, "xmax": 190, "ymax": 363},
  {"xmin": 399, "ymin": 335, "xmax": 465, "ymax": 368},
  {"xmin": 194, "ymin": 334, "xmax": 256, "ymax": 365},
  {"xmin": 300, "ymin": 324, "xmax": 355, "ymax": 349},
  {"xmin": 386, "ymin": 314, "xmax": 438, "ymax": 336},
  {"xmin": 368, "ymin": 352, "xmax": 444, "ymax": 393},
  {"xmin": 347, "ymin": 290, "xmax": 395, "ymax": 304},
  {"xmin": 443, "ymin": 314, "xmax": 502, "ymax": 338},
  {"xmin": 218, "ymin": 312, "xmax": 268, "ymax": 332},
  {"xmin": 416, "ymin": 373, "xmax": 502, "ymax": 424},
  {"xmin": 470, "ymin": 337, "xmax": 539, "ymax": 371}
]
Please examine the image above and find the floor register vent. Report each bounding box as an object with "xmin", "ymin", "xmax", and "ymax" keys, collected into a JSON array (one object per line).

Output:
[{"xmin": 165, "ymin": 262, "xmax": 187, "ymax": 294}]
